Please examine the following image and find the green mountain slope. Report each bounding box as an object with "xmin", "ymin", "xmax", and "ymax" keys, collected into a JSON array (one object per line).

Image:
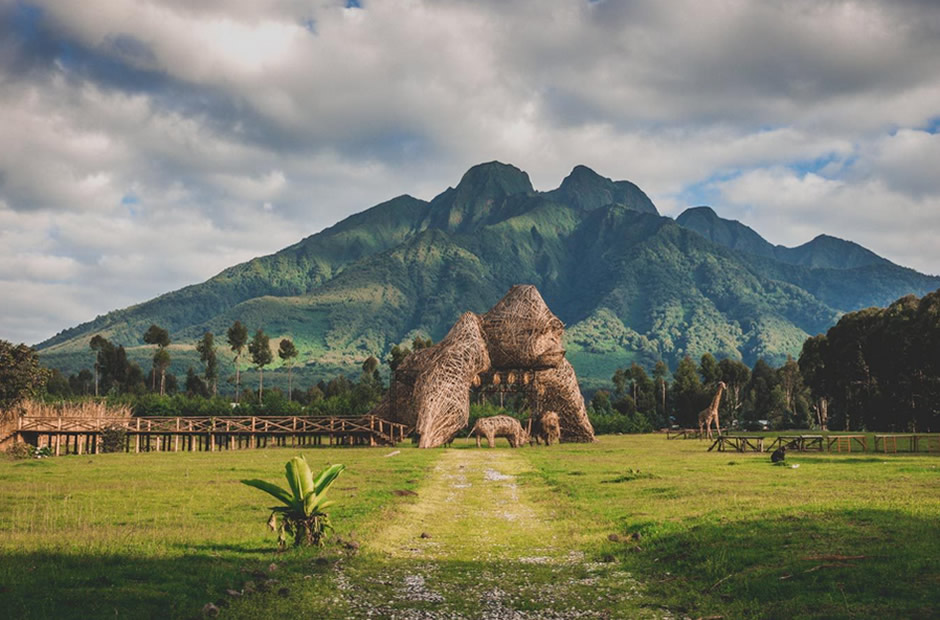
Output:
[
  {"xmin": 677, "ymin": 206, "xmax": 891, "ymax": 269},
  {"xmin": 37, "ymin": 162, "xmax": 940, "ymax": 389}
]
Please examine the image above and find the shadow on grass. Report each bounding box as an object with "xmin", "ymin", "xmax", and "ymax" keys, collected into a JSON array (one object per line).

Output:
[
  {"xmin": 0, "ymin": 544, "xmax": 341, "ymax": 620},
  {"xmin": 611, "ymin": 507, "xmax": 939, "ymax": 619}
]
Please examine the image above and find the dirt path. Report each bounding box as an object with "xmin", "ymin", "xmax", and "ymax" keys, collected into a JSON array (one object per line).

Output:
[
  {"xmin": 369, "ymin": 448, "xmax": 570, "ymax": 563},
  {"xmin": 333, "ymin": 449, "xmax": 664, "ymax": 619}
]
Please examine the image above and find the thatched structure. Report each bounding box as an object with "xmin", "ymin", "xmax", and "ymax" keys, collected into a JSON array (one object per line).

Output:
[{"xmin": 373, "ymin": 285, "xmax": 594, "ymax": 448}]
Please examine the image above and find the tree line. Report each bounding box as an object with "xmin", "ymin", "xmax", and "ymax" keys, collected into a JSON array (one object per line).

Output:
[
  {"xmin": 3, "ymin": 289, "xmax": 938, "ymax": 430},
  {"xmin": 588, "ymin": 354, "xmax": 812, "ymax": 433},
  {"xmin": 52, "ymin": 321, "xmax": 298, "ymax": 406},
  {"xmin": 588, "ymin": 289, "xmax": 939, "ymax": 433}
]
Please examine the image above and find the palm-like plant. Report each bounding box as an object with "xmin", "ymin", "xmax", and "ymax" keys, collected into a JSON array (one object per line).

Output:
[{"xmin": 242, "ymin": 457, "xmax": 345, "ymax": 548}]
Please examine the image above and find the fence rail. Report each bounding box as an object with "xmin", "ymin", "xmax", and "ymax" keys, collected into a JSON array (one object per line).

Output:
[{"xmin": 14, "ymin": 415, "xmax": 410, "ymax": 456}]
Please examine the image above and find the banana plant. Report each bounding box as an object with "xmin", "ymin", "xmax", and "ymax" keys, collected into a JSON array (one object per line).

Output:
[{"xmin": 242, "ymin": 456, "xmax": 345, "ymax": 548}]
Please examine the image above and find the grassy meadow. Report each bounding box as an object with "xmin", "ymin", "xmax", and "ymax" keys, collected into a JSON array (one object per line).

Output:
[{"xmin": 0, "ymin": 434, "xmax": 937, "ymax": 619}]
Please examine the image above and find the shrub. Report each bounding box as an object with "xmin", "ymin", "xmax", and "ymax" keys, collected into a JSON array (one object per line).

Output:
[
  {"xmin": 242, "ymin": 457, "xmax": 345, "ymax": 549},
  {"xmin": 100, "ymin": 426, "xmax": 127, "ymax": 453},
  {"xmin": 6, "ymin": 442, "xmax": 33, "ymax": 460}
]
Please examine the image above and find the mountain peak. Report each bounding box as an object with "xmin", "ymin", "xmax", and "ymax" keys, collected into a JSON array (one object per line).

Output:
[
  {"xmin": 454, "ymin": 161, "xmax": 533, "ymax": 199},
  {"xmin": 423, "ymin": 162, "xmax": 534, "ymax": 233},
  {"xmin": 682, "ymin": 205, "xmax": 719, "ymax": 218},
  {"xmin": 678, "ymin": 207, "xmax": 892, "ymax": 270},
  {"xmin": 551, "ymin": 165, "xmax": 658, "ymax": 214}
]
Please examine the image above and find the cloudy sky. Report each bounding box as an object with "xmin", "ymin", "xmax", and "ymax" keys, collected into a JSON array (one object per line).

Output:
[{"xmin": 1, "ymin": 0, "xmax": 939, "ymax": 346}]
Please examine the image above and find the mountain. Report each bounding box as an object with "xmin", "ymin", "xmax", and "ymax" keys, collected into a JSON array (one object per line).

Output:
[
  {"xmin": 677, "ymin": 206, "xmax": 890, "ymax": 269},
  {"xmin": 37, "ymin": 162, "xmax": 940, "ymax": 390}
]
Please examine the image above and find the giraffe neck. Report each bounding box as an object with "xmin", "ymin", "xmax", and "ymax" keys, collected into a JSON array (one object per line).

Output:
[{"xmin": 710, "ymin": 386, "xmax": 724, "ymax": 411}]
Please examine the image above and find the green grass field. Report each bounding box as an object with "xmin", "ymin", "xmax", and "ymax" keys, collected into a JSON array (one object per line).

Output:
[{"xmin": 1, "ymin": 435, "xmax": 937, "ymax": 619}]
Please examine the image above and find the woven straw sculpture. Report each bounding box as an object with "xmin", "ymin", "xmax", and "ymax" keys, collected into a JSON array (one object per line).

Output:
[{"xmin": 373, "ymin": 285, "xmax": 594, "ymax": 447}]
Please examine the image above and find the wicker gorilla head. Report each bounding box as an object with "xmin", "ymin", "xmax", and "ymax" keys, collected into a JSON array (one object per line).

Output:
[
  {"xmin": 373, "ymin": 285, "xmax": 595, "ymax": 448},
  {"xmin": 481, "ymin": 285, "xmax": 566, "ymax": 369}
]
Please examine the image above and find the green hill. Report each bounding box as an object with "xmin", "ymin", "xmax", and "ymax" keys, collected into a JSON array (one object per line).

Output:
[{"xmin": 37, "ymin": 162, "xmax": 940, "ymax": 390}]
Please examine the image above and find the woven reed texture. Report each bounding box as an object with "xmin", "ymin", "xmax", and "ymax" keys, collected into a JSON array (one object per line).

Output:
[
  {"xmin": 533, "ymin": 358, "xmax": 595, "ymax": 443},
  {"xmin": 532, "ymin": 410, "xmax": 561, "ymax": 446},
  {"xmin": 412, "ymin": 312, "xmax": 491, "ymax": 448},
  {"xmin": 468, "ymin": 415, "xmax": 528, "ymax": 448},
  {"xmin": 372, "ymin": 286, "xmax": 595, "ymax": 448},
  {"xmin": 481, "ymin": 285, "xmax": 566, "ymax": 369}
]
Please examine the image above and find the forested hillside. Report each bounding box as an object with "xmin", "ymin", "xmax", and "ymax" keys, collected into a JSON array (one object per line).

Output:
[{"xmin": 36, "ymin": 162, "xmax": 940, "ymax": 389}]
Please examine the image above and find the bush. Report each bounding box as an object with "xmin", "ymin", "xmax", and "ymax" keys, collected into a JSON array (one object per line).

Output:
[
  {"xmin": 6, "ymin": 442, "xmax": 33, "ymax": 459},
  {"xmin": 588, "ymin": 410, "xmax": 653, "ymax": 434},
  {"xmin": 100, "ymin": 426, "xmax": 127, "ymax": 453},
  {"xmin": 7, "ymin": 444, "xmax": 53, "ymax": 459}
]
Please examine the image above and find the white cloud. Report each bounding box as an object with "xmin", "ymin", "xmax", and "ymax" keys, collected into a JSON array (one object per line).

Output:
[
  {"xmin": 713, "ymin": 167, "xmax": 940, "ymax": 275},
  {"xmin": 1, "ymin": 0, "xmax": 939, "ymax": 344}
]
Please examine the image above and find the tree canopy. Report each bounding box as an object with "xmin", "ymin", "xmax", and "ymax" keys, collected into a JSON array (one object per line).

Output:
[{"xmin": 0, "ymin": 340, "xmax": 50, "ymax": 409}]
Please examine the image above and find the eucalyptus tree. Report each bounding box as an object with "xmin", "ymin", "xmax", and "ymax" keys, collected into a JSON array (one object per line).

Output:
[
  {"xmin": 278, "ymin": 338, "xmax": 299, "ymax": 401},
  {"xmin": 249, "ymin": 329, "xmax": 273, "ymax": 405},
  {"xmin": 143, "ymin": 324, "xmax": 171, "ymax": 395},
  {"xmin": 227, "ymin": 321, "xmax": 248, "ymax": 403},
  {"xmin": 196, "ymin": 331, "xmax": 218, "ymax": 396},
  {"xmin": 653, "ymin": 360, "xmax": 669, "ymax": 426}
]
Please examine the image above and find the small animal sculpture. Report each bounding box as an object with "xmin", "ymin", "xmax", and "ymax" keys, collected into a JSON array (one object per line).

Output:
[
  {"xmin": 468, "ymin": 415, "xmax": 528, "ymax": 448},
  {"xmin": 698, "ymin": 381, "xmax": 727, "ymax": 440},
  {"xmin": 531, "ymin": 411, "xmax": 561, "ymax": 446},
  {"xmin": 771, "ymin": 446, "xmax": 786, "ymax": 463}
]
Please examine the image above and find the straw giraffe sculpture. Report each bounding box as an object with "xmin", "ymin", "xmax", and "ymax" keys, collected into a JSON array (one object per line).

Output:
[{"xmin": 698, "ymin": 381, "xmax": 726, "ymax": 439}]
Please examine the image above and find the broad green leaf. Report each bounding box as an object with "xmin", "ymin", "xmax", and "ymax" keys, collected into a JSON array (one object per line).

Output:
[
  {"xmin": 299, "ymin": 455, "xmax": 316, "ymax": 497},
  {"xmin": 284, "ymin": 456, "xmax": 309, "ymax": 502},
  {"xmin": 313, "ymin": 463, "xmax": 346, "ymax": 496},
  {"xmin": 303, "ymin": 489, "xmax": 319, "ymax": 517},
  {"xmin": 241, "ymin": 479, "xmax": 293, "ymax": 506}
]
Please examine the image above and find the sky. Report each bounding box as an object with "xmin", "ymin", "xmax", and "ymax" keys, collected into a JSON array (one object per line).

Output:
[{"xmin": 1, "ymin": 0, "xmax": 939, "ymax": 346}]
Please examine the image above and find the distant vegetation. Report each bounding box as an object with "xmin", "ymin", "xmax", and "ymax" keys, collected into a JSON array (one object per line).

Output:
[{"xmin": 4, "ymin": 288, "xmax": 936, "ymax": 433}]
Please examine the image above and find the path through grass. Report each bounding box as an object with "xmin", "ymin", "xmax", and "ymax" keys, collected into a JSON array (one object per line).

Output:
[{"xmin": 328, "ymin": 448, "xmax": 655, "ymax": 618}]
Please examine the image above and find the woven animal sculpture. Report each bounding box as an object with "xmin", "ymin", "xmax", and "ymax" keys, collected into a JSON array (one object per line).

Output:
[
  {"xmin": 411, "ymin": 313, "xmax": 491, "ymax": 448},
  {"xmin": 697, "ymin": 381, "xmax": 726, "ymax": 440},
  {"xmin": 371, "ymin": 285, "xmax": 595, "ymax": 447},
  {"xmin": 531, "ymin": 410, "xmax": 561, "ymax": 446},
  {"xmin": 468, "ymin": 415, "xmax": 528, "ymax": 448}
]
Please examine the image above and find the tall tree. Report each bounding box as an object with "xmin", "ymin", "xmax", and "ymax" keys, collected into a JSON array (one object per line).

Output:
[
  {"xmin": 653, "ymin": 360, "xmax": 669, "ymax": 427},
  {"xmin": 185, "ymin": 367, "xmax": 209, "ymax": 398},
  {"xmin": 227, "ymin": 321, "xmax": 248, "ymax": 403},
  {"xmin": 278, "ymin": 338, "xmax": 299, "ymax": 401},
  {"xmin": 143, "ymin": 324, "xmax": 171, "ymax": 395},
  {"xmin": 89, "ymin": 335, "xmax": 145, "ymax": 395},
  {"xmin": 799, "ymin": 334, "xmax": 830, "ymax": 430},
  {"xmin": 387, "ymin": 344, "xmax": 411, "ymax": 371},
  {"xmin": 196, "ymin": 332, "xmax": 218, "ymax": 396},
  {"xmin": 89, "ymin": 334, "xmax": 108, "ymax": 397},
  {"xmin": 743, "ymin": 358, "xmax": 780, "ymax": 426},
  {"xmin": 718, "ymin": 358, "xmax": 751, "ymax": 428},
  {"xmin": 628, "ymin": 363, "xmax": 656, "ymax": 418},
  {"xmin": 0, "ymin": 340, "xmax": 51, "ymax": 409},
  {"xmin": 412, "ymin": 336, "xmax": 433, "ymax": 350},
  {"xmin": 672, "ymin": 356, "xmax": 703, "ymax": 427},
  {"xmin": 698, "ymin": 353, "xmax": 722, "ymax": 387},
  {"xmin": 249, "ymin": 329, "xmax": 273, "ymax": 405}
]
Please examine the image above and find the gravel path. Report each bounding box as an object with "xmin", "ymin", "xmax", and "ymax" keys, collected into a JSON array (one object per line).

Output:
[{"xmin": 331, "ymin": 450, "xmax": 668, "ymax": 619}]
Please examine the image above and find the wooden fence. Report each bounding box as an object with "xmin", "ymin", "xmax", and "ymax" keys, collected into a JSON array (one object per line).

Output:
[{"xmin": 14, "ymin": 415, "xmax": 410, "ymax": 456}]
